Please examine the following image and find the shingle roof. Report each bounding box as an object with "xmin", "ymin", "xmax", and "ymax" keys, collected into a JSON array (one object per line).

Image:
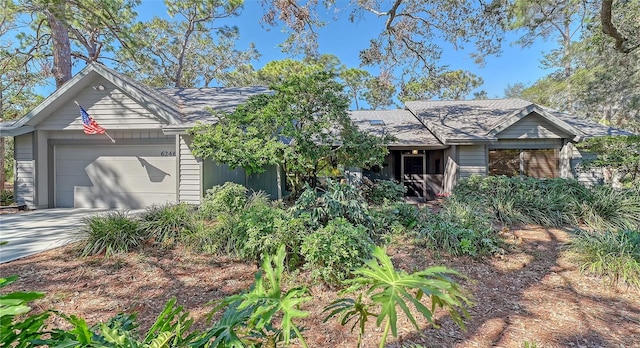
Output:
[
  {"xmin": 159, "ymin": 87, "xmax": 270, "ymax": 126},
  {"xmin": 404, "ymin": 99, "xmax": 535, "ymax": 142},
  {"xmin": 349, "ymin": 109, "xmax": 443, "ymax": 147}
]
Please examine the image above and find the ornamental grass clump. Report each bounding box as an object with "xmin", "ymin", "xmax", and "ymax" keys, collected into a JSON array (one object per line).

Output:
[
  {"xmin": 138, "ymin": 202, "xmax": 198, "ymax": 248},
  {"xmin": 79, "ymin": 211, "xmax": 144, "ymax": 257},
  {"xmin": 417, "ymin": 199, "xmax": 502, "ymax": 257},
  {"xmin": 568, "ymin": 229, "xmax": 640, "ymax": 288}
]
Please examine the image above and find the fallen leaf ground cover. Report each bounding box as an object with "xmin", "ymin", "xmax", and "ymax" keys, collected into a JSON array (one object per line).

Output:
[{"xmin": 1, "ymin": 225, "xmax": 639, "ymax": 347}]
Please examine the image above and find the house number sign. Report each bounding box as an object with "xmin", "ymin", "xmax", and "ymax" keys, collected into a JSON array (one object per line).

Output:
[{"xmin": 160, "ymin": 151, "xmax": 176, "ymax": 157}]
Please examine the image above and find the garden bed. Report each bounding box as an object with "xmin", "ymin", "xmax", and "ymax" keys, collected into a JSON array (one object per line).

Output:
[{"xmin": 1, "ymin": 225, "xmax": 639, "ymax": 347}]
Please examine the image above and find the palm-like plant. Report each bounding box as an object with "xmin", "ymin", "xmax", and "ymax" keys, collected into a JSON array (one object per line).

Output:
[
  {"xmin": 325, "ymin": 246, "xmax": 471, "ymax": 348},
  {"xmin": 208, "ymin": 245, "xmax": 312, "ymax": 347}
]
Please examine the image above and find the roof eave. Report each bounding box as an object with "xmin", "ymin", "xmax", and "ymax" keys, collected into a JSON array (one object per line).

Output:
[{"xmin": 0, "ymin": 125, "xmax": 35, "ymax": 137}]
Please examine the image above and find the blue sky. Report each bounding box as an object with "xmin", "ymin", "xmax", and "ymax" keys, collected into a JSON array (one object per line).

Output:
[
  {"xmin": 133, "ymin": 1, "xmax": 557, "ymax": 99},
  {"xmin": 19, "ymin": 1, "xmax": 557, "ymax": 100}
]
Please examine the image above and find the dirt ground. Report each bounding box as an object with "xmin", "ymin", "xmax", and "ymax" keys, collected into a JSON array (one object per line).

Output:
[{"xmin": 1, "ymin": 225, "xmax": 639, "ymax": 348}]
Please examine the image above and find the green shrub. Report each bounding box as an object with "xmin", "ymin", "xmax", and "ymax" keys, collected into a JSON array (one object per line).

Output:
[
  {"xmin": 417, "ymin": 200, "xmax": 501, "ymax": 257},
  {"xmin": 294, "ymin": 179, "xmax": 373, "ymax": 231},
  {"xmin": 453, "ymin": 176, "xmax": 598, "ymax": 228},
  {"xmin": 568, "ymin": 229, "xmax": 640, "ymax": 288},
  {"xmin": 138, "ymin": 203, "xmax": 198, "ymax": 248},
  {"xmin": 580, "ymin": 186, "xmax": 640, "ymax": 231},
  {"xmin": 301, "ymin": 218, "xmax": 374, "ymax": 284},
  {"xmin": 370, "ymin": 202, "xmax": 420, "ymax": 239},
  {"xmin": 364, "ymin": 179, "xmax": 406, "ymax": 205},
  {"xmin": 241, "ymin": 199, "xmax": 308, "ymax": 265},
  {"xmin": 198, "ymin": 182, "xmax": 248, "ymax": 220},
  {"xmin": 79, "ymin": 211, "xmax": 144, "ymax": 257},
  {"xmin": 0, "ymin": 189, "xmax": 13, "ymax": 206}
]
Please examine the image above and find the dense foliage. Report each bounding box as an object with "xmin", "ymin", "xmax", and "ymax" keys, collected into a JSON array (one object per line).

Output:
[
  {"xmin": 577, "ymin": 135, "xmax": 640, "ymax": 187},
  {"xmin": 568, "ymin": 229, "xmax": 640, "ymax": 288},
  {"xmin": 452, "ymin": 175, "xmax": 640, "ymax": 231},
  {"xmin": 188, "ymin": 71, "xmax": 390, "ymax": 196}
]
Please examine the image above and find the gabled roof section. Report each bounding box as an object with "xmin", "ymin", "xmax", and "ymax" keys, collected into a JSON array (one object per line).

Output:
[
  {"xmin": 349, "ymin": 109, "xmax": 443, "ymax": 147},
  {"xmin": 8, "ymin": 63, "xmax": 183, "ymax": 131},
  {"xmin": 489, "ymin": 103, "xmax": 585, "ymax": 141},
  {"xmin": 405, "ymin": 99, "xmax": 534, "ymax": 144},
  {"xmin": 403, "ymin": 98, "xmax": 628, "ymax": 144}
]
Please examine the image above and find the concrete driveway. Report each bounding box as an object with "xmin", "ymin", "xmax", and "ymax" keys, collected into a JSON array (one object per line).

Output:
[{"xmin": 0, "ymin": 208, "xmax": 115, "ymax": 263}]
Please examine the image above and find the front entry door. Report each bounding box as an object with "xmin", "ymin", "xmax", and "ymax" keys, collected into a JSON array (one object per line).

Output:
[{"xmin": 402, "ymin": 154, "xmax": 426, "ymax": 198}]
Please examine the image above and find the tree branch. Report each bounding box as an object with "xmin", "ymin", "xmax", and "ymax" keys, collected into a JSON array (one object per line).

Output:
[{"xmin": 600, "ymin": 0, "xmax": 634, "ymax": 53}]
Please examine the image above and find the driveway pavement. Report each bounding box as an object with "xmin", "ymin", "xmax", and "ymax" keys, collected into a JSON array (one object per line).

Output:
[{"xmin": 0, "ymin": 208, "xmax": 115, "ymax": 263}]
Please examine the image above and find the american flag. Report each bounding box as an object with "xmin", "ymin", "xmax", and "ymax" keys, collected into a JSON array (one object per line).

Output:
[{"xmin": 79, "ymin": 105, "xmax": 106, "ymax": 135}]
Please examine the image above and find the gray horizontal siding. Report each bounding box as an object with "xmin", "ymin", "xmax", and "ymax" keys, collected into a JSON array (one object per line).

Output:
[
  {"xmin": 458, "ymin": 145, "xmax": 487, "ymax": 178},
  {"xmin": 48, "ymin": 129, "xmax": 166, "ymax": 140},
  {"xmin": 39, "ymin": 77, "xmax": 166, "ymax": 130},
  {"xmin": 178, "ymin": 135, "xmax": 202, "ymax": 204},
  {"xmin": 497, "ymin": 113, "xmax": 571, "ymax": 139},
  {"xmin": 14, "ymin": 133, "xmax": 35, "ymax": 206}
]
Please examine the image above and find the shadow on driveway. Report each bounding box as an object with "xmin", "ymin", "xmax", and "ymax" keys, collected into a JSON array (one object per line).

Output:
[{"xmin": 0, "ymin": 208, "xmax": 116, "ymax": 263}]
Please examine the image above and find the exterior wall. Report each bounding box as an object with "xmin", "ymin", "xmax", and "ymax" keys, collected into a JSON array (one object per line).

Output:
[
  {"xmin": 38, "ymin": 76, "xmax": 165, "ymax": 131},
  {"xmin": 497, "ymin": 113, "xmax": 571, "ymax": 139},
  {"xmin": 458, "ymin": 145, "xmax": 487, "ymax": 178},
  {"xmin": 202, "ymin": 160, "xmax": 281, "ymax": 199},
  {"xmin": 443, "ymin": 146, "xmax": 458, "ymax": 193},
  {"xmin": 13, "ymin": 133, "xmax": 35, "ymax": 207},
  {"xmin": 566, "ymin": 142, "xmax": 603, "ymax": 185},
  {"xmin": 177, "ymin": 135, "xmax": 202, "ymax": 205}
]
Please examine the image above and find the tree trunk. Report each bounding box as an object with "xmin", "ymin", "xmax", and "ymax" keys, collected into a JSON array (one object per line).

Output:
[{"xmin": 45, "ymin": 3, "xmax": 72, "ymax": 88}]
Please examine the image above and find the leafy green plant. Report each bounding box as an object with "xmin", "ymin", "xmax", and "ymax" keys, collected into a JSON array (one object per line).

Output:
[
  {"xmin": 301, "ymin": 218, "xmax": 374, "ymax": 284},
  {"xmin": 199, "ymin": 182, "xmax": 249, "ymax": 220},
  {"xmin": 364, "ymin": 179, "xmax": 406, "ymax": 205},
  {"xmin": 42, "ymin": 297, "xmax": 201, "ymax": 347},
  {"xmin": 138, "ymin": 203, "xmax": 198, "ymax": 248},
  {"xmin": 294, "ymin": 179, "xmax": 374, "ymax": 231},
  {"xmin": 207, "ymin": 245, "xmax": 312, "ymax": 347},
  {"xmin": 580, "ymin": 185, "xmax": 640, "ymax": 231},
  {"xmin": 0, "ymin": 273, "xmax": 49, "ymax": 348},
  {"xmin": 79, "ymin": 211, "xmax": 145, "ymax": 257},
  {"xmin": 568, "ymin": 229, "xmax": 640, "ymax": 288},
  {"xmin": 417, "ymin": 200, "xmax": 501, "ymax": 257},
  {"xmin": 0, "ymin": 189, "xmax": 13, "ymax": 206},
  {"xmin": 324, "ymin": 246, "xmax": 471, "ymax": 348}
]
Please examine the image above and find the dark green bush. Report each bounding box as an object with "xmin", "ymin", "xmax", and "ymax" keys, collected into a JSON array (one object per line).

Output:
[
  {"xmin": 294, "ymin": 179, "xmax": 373, "ymax": 231},
  {"xmin": 198, "ymin": 182, "xmax": 248, "ymax": 220},
  {"xmin": 301, "ymin": 217, "xmax": 374, "ymax": 284},
  {"xmin": 138, "ymin": 203, "xmax": 198, "ymax": 248},
  {"xmin": 568, "ymin": 229, "xmax": 640, "ymax": 288},
  {"xmin": 1, "ymin": 189, "xmax": 14, "ymax": 206},
  {"xmin": 79, "ymin": 211, "xmax": 144, "ymax": 257},
  {"xmin": 241, "ymin": 199, "xmax": 308, "ymax": 265},
  {"xmin": 364, "ymin": 179, "xmax": 406, "ymax": 205}
]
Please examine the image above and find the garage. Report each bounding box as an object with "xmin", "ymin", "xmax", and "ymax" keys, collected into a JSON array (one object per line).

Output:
[{"xmin": 54, "ymin": 144, "xmax": 177, "ymax": 208}]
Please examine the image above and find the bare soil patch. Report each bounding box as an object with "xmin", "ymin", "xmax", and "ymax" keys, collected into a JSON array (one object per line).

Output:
[{"xmin": 1, "ymin": 226, "xmax": 639, "ymax": 347}]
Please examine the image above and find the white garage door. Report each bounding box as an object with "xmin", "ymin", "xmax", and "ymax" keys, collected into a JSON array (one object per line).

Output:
[{"xmin": 55, "ymin": 144, "xmax": 177, "ymax": 208}]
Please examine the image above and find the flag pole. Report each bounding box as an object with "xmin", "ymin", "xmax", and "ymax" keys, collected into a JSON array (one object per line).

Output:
[{"xmin": 74, "ymin": 100, "xmax": 116, "ymax": 143}]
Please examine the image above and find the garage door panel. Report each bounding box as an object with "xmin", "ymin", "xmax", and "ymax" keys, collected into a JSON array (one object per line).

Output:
[{"xmin": 55, "ymin": 145, "xmax": 177, "ymax": 209}]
